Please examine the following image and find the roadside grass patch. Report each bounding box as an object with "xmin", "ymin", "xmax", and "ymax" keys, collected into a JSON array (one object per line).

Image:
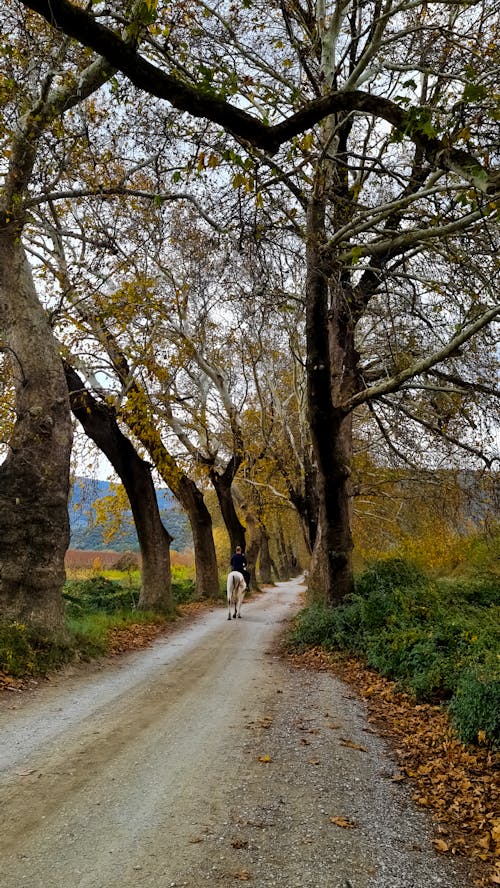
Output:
[
  {"xmin": 171, "ymin": 565, "xmax": 196, "ymax": 604},
  {"xmin": 68, "ymin": 609, "xmax": 169, "ymax": 658},
  {"xmin": 2, "ymin": 568, "xmax": 192, "ymax": 679},
  {"xmin": 290, "ymin": 557, "xmax": 499, "ymax": 747},
  {"xmin": 0, "ymin": 621, "xmax": 75, "ymax": 677}
]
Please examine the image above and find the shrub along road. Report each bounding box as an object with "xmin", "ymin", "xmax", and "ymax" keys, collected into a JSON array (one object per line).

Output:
[{"xmin": 0, "ymin": 578, "xmax": 478, "ymax": 887}]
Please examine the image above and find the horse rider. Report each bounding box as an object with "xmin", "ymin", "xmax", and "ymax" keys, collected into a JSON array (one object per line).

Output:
[{"xmin": 230, "ymin": 545, "xmax": 250, "ymax": 592}]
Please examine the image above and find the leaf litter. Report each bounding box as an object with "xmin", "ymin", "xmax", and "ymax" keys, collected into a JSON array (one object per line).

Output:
[{"xmin": 287, "ymin": 646, "xmax": 499, "ymax": 887}]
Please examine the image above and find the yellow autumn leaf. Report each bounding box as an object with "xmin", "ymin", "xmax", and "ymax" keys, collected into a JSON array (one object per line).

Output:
[
  {"xmin": 491, "ymin": 819, "xmax": 500, "ymax": 846},
  {"xmin": 258, "ymin": 754, "xmax": 272, "ymax": 763},
  {"xmin": 330, "ymin": 816, "xmax": 357, "ymax": 829}
]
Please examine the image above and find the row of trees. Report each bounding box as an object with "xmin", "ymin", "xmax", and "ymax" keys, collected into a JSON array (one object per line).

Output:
[{"xmin": 0, "ymin": 0, "xmax": 498, "ymax": 635}]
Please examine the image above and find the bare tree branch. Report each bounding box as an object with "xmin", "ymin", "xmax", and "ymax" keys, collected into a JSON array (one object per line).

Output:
[{"xmin": 346, "ymin": 304, "xmax": 500, "ymax": 411}]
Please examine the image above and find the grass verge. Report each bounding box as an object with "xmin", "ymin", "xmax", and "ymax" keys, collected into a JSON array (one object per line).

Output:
[
  {"xmin": 289, "ymin": 557, "xmax": 499, "ymax": 748},
  {"xmin": 0, "ymin": 571, "xmax": 202, "ymax": 681}
]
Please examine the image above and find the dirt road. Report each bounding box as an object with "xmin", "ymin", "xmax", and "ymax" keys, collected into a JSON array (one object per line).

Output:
[{"xmin": 0, "ymin": 578, "xmax": 474, "ymax": 888}]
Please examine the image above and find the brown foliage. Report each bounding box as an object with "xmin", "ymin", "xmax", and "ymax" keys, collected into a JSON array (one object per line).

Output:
[{"xmin": 65, "ymin": 549, "xmax": 136, "ymax": 569}]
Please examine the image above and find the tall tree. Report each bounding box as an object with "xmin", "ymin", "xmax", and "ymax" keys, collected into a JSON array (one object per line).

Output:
[{"xmin": 0, "ymin": 5, "xmax": 116, "ymax": 630}]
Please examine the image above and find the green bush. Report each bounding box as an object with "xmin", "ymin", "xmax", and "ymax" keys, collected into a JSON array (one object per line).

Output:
[
  {"xmin": 366, "ymin": 624, "xmax": 464, "ymax": 700},
  {"xmin": 172, "ymin": 577, "xmax": 196, "ymax": 604},
  {"xmin": 355, "ymin": 557, "xmax": 428, "ymax": 598},
  {"xmin": 437, "ymin": 575, "xmax": 499, "ymax": 607},
  {"xmin": 290, "ymin": 556, "xmax": 500, "ymax": 747},
  {"xmin": 289, "ymin": 604, "xmax": 341, "ymax": 650},
  {"xmin": 449, "ymin": 662, "xmax": 500, "ymax": 747},
  {"xmin": 64, "ymin": 576, "xmax": 139, "ymax": 614}
]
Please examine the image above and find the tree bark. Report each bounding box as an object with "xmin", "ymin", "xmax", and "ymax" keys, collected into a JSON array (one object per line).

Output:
[
  {"xmin": 0, "ymin": 240, "xmax": 73, "ymax": 633},
  {"xmin": 240, "ymin": 505, "xmax": 261, "ymax": 591},
  {"xmin": 305, "ymin": 181, "xmax": 356, "ymax": 605},
  {"xmin": 209, "ymin": 462, "xmax": 246, "ymax": 556},
  {"xmin": 178, "ymin": 479, "xmax": 219, "ymax": 598},
  {"xmin": 258, "ymin": 525, "xmax": 273, "ymax": 584},
  {"xmin": 275, "ymin": 520, "xmax": 291, "ymax": 580},
  {"xmin": 64, "ymin": 364, "xmax": 174, "ymax": 614}
]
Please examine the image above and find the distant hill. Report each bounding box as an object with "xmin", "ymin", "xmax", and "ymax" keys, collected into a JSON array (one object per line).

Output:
[{"xmin": 69, "ymin": 478, "xmax": 192, "ymax": 552}]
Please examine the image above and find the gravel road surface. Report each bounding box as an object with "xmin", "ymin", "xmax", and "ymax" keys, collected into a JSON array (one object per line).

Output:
[{"xmin": 0, "ymin": 577, "xmax": 474, "ymax": 888}]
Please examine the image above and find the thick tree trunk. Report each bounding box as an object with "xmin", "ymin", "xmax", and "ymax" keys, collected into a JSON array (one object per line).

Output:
[
  {"xmin": 305, "ymin": 184, "xmax": 356, "ymax": 605},
  {"xmin": 307, "ymin": 412, "xmax": 354, "ymax": 605},
  {"xmin": 64, "ymin": 364, "xmax": 174, "ymax": 614},
  {"xmin": 0, "ymin": 240, "xmax": 73, "ymax": 633},
  {"xmin": 180, "ymin": 481, "xmax": 219, "ymax": 598},
  {"xmin": 210, "ymin": 466, "xmax": 246, "ymax": 556}
]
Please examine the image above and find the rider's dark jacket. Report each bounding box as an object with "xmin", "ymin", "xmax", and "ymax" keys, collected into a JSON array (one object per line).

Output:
[{"xmin": 230, "ymin": 552, "xmax": 247, "ymax": 573}]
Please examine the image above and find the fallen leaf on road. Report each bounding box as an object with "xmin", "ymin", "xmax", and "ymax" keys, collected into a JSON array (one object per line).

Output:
[
  {"xmin": 340, "ymin": 738, "xmax": 367, "ymax": 752},
  {"xmin": 330, "ymin": 816, "xmax": 358, "ymax": 829},
  {"xmin": 433, "ymin": 838, "xmax": 450, "ymax": 853},
  {"xmin": 258, "ymin": 755, "xmax": 272, "ymax": 763}
]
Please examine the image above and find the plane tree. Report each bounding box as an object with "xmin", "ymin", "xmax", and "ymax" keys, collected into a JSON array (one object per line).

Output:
[{"xmin": 0, "ymin": 3, "xmax": 119, "ymax": 631}]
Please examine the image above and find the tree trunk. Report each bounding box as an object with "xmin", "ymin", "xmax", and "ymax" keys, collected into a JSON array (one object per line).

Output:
[
  {"xmin": 276, "ymin": 521, "xmax": 291, "ymax": 580},
  {"xmin": 209, "ymin": 466, "xmax": 246, "ymax": 556},
  {"xmin": 0, "ymin": 240, "xmax": 73, "ymax": 633},
  {"xmin": 180, "ymin": 480, "xmax": 219, "ymax": 598},
  {"xmin": 240, "ymin": 505, "xmax": 261, "ymax": 591},
  {"xmin": 305, "ymin": 182, "xmax": 356, "ymax": 605},
  {"xmin": 258, "ymin": 526, "xmax": 272, "ymax": 584},
  {"xmin": 64, "ymin": 364, "xmax": 174, "ymax": 614}
]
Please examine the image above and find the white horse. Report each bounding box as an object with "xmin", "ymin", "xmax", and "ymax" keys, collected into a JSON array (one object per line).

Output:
[{"xmin": 226, "ymin": 570, "xmax": 247, "ymax": 620}]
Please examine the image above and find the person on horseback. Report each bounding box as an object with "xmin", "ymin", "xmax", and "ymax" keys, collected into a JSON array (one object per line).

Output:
[{"xmin": 230, "ymin": 545, "xmax": 250, "ymax": 592}]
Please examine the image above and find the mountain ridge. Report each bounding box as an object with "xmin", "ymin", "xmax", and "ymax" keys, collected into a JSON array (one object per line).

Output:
[{"xmin": 69, "ymin": 477, "xmax": 191, "ymax": 552}]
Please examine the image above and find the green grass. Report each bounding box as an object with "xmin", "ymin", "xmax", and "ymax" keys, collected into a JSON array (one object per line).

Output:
[
  {"xmin": 1, "ymin": 569, "xmax": 201, "ymax": 679},
  {"xmin": 290, "ymin": 557, "xmax": 499, "ymax": 747},
  {"xmin": 0, "ymin": 621, "xmax": 76, "ymax": 677}
]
